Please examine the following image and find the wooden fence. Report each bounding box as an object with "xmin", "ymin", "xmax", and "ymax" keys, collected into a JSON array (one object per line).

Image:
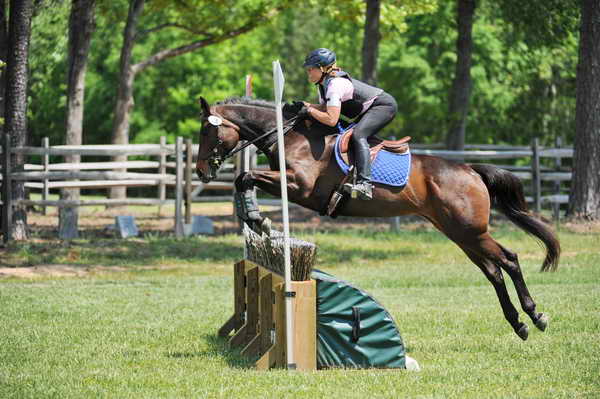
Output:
[
  {"xmin": 1, "ymin": 136, "xmax": 573, "ymax": 240},
  {"xmin": 0, "ymin": 135, "xmax": 251, "ymax": 239}
]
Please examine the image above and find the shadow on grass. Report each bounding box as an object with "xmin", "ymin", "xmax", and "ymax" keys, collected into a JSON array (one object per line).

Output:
[
  {"xmin": 166, "ymin": 334, "xmax": 256, "ymax": 369},
  {"xmin": 2, "ymin": 238, "xmax": 243, "ymax": 268}
]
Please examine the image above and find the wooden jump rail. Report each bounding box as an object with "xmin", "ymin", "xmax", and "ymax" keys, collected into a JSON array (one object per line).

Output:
[{"xmin": 218, "ymin": 259, "xmax": 316, "ymax": 370}]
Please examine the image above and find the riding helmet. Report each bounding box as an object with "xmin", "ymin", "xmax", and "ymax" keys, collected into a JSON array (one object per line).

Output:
[{"xmin": 303, "ymin": 48, "xmax": 336, "ymax": 68}]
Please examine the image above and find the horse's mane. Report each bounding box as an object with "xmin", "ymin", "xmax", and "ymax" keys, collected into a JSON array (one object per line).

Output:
[
  {"xmin": 217, "ymin": 96, "xmax": 275, "ymax": 109},
  {"xmin": 217, "ymin": 96, "xmax": 338, "ymax": 135}
]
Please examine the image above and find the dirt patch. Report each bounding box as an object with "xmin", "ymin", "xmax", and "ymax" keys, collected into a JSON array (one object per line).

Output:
[
  {"xmin": 560, "ymin": 220, "xmax": 600, "ymax": 234},
  {"xmin": 0, "ymin": 264, "xmax": 92, "ymax": 278}
]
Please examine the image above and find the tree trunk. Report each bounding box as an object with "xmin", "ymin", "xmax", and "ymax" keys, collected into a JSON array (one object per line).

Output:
[
  {"xmin": 361, "ymin": 0, "xmax": 380, "ymax": 86},
  {"xmin": 4, "ymin": 0, "xmax": 34, "ymax": 240},
  {"xmin": 60, "ymin": 0, "xmax": 96, "ymax": 238},
  {"xmin": 0, "ymin": 0, "xmax": 8, "ymax": 120},
  {"xmin": 110, "ymin": 0, "xmax": 144, "ymax": 201},
  {"xmin": 445, "ymin": 0, "xmax": 476, "ymax": 151},
  {"xmin": 568, "ymin": 0, "xmax": 600, "ymax": 220}
]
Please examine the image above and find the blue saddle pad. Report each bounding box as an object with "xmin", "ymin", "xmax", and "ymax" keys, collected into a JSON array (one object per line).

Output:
[{"xmin": 334, "ymin": 133, "xmax": 411, "ymax": 187}]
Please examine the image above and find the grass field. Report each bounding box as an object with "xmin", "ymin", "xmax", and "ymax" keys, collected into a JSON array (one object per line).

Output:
[{"xmin": 1, "ymin": 216, "xmax": 599, "ymax": 398}]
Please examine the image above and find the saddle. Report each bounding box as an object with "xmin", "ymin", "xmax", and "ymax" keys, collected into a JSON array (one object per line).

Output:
[
  {"xmin": 338, "ymin": 128, "xmax": 411, "ymax": 163},
  {"xmin": 325, "ymin": 129, "xmax": 412, "ymax": 218}
]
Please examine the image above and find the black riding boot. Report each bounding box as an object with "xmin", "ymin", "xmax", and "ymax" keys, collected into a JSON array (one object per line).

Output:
[{"xmin": 344, "ymin": 138, "xmax": 373, "ymax": 200}]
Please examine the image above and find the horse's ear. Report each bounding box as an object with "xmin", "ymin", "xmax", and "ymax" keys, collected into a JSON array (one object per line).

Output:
[{"xmin": 198, "ymin": 96, "xmax": 211, "ymax": 117}]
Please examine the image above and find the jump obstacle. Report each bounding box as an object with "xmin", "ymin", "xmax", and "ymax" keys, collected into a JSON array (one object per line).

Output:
[
  {"xmin": 218, "ymin": 258, "xmax": 317, "ymax": 370},
  {"xmin": 218, "ymin": 227, "xmax": 417, "ymax": 371},
  {"xmin": 217, "ymin": 61, "xmax": 416, "ymax": 371}
]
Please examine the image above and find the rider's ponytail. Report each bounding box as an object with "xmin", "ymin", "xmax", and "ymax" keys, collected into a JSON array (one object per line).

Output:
[{"xmin": 321, "ymin": 62, "xmax": 340, "ymax": 75}]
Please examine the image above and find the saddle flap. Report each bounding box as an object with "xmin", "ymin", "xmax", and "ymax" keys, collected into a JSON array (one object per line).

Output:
[{"xmin": 339, "ymin": 130, "xmax": 411, "ymax": 155}]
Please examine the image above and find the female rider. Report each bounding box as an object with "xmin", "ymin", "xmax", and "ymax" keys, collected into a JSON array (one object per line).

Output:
[{"xmin": 294, "ymin": 48, "xmax": 398, "ymax": 200}]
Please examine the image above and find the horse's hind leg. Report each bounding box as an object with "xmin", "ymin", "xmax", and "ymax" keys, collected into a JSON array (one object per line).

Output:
[
  {"xmin": 457, "ymin": 231, "xmax": 551, "ymax": 338},
  {"xmin": 495, "ymin": 243, "xmax": 549, "ymax": 331},
  {"xmin": 460, "ymin": 243, "xmax": 530, "ymax": 340}
]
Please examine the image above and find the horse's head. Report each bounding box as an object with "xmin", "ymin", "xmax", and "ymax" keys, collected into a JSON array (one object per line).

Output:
[{"xmin": 195, "ymin": 97, "xmax": 241, "ymax": 183}]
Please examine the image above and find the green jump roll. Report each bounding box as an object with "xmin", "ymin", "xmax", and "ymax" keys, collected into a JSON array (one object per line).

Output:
[{"xmin": 311, "ymin": 269, "xmax": 407, "ymax": 369}]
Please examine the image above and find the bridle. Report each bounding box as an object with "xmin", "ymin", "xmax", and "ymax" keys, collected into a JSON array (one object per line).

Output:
[{"xmin": 202, "ymin": 111, "xmax": 299, "ymax": 171}]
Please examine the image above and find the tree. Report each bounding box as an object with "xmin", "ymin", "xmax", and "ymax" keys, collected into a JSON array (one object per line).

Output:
[
  {"xmin": 0, "ymin": 0, "xmax": 8, "ymax": 122},
  {"xmin": 3, "ymin": 0, "xmax": 34, "ymax": 240},
  {"xmin": 568, "ymin": 0, "xmax": 600, "ymax": 220},
  {"xmin": 362, "ymin": 0, "xmax": 381, "ymax": 85},
  {"xmin": 319, "ymin": 0, "xmax": 437, "ymax": 85},
  {"xmin": 59, "ymin": 0, "xmax": 96, "ymax": 238},
  {"xmin": 109, "ymin": 0, "xmax": 285, "ymax": 200},
  {"xmin": 445, "ymin": 0, "xmax": 475, "ymax": 151}
]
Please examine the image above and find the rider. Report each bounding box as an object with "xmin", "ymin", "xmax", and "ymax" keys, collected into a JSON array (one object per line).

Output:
[{"xmin": 294, "ymin": 48, "xmax": 398, "ymax": 200}]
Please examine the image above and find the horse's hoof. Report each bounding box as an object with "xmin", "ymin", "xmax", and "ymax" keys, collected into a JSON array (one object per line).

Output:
[
  {"xmin": 534, "ymin": 313, "xmax": 549, "ymax": 332},
  {"xmin": 516, "ymin": 323, "xmax": 529, "ymax": 341}
]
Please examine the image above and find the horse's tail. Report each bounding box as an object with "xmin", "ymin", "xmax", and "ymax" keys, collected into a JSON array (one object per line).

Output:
[{"xmin": 469, "ymin": 163, "xmax": 561, "ymax": 272}]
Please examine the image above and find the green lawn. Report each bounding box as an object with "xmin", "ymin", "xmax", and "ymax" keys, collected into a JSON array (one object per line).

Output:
[{"xmin": 1, "ymin": 225, "xmax": 599, "ymax": 398}]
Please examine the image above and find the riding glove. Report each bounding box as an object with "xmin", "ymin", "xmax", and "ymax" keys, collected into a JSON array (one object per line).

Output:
[{"xmin": 283, "ymin": 101, "xmax": 305, "ymax": 115}]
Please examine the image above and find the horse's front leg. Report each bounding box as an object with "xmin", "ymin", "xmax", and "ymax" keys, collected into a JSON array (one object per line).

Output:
[{"xmin": 234, "ymin": 169, "xmax": 305, "ymax": 233}]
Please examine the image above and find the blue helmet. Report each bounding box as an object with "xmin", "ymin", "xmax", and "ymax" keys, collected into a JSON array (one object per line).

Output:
[{"xmin": 303, "ymin": 48, "xmax": 336, "ymax": 68}]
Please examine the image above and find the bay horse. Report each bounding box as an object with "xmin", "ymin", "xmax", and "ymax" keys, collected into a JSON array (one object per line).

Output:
[{"xmin": 195, "ymin": 96, "xmax": 560, "ymax": 341}]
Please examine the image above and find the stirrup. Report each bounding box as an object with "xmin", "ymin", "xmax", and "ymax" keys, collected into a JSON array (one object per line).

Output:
[{"xmin": 343, "ymin": 181, "xmax": 373, "ymax": 200}]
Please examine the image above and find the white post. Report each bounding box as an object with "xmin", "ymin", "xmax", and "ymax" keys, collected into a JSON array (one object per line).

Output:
[
  {"xmin": 175, "ymin": 136, "xmax": 184, "ymax": 238},
  {"xmin": 242, "ymin": 74, "xmax": 253, "ymax": 258},
  {"xmin": 273, "ymin": 60, "xmax": 295, "ymax": 370}
]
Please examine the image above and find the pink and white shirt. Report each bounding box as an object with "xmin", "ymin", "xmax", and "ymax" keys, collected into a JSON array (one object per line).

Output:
[{"xmin": 318, "ymin": 77, "xmax": 377, "ymax": 115}]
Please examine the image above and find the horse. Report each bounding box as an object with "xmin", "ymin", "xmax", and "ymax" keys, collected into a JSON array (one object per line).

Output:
[{"xmin": 195, "ymin": 96, "xmax": 560, "ymax": 341}]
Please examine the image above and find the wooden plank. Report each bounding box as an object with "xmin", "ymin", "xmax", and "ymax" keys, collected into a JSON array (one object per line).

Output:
[
  {"xmin": 290, "ymin": 280, "xmax": 317, "ymax": 371},
  {"xmin": 540, "ymin": 172, "xmax": 572, "ymax": 181},
  {"xmin": 541, "ymin": 194, "xmax": 569, "ymax": 204},
  {"xmin": 412, "ymin": 149, "xmax": 533, "ymax": 160},
  {"xmin": 539, "ymin": 148, "xmax": 573, "ymax": 158},
  {"xmin": 218, "ymin": 260, "xmax": 246, "ymax": 338},
  {"xmin": 24, "ymin": 161, "xmax": 160, "ymax": 171},
  {"xmin": 553, "ymin": 137, "xmax": 563, "ymax": 221},
  {"xmin": 165, "ymin": 181, "xmax": 234, "ymax": 190},
  {"xmin": 229, "ymin": 266, "xmax": 258, "ymax": 349},
  {"xmin": 259, "ymin": 273, "xmax": 274, "ymax": 356},
  {"xmin": 158, "ymin": 136, "xmax": 167, "ymax": 216},
  {"xmin": 11, "ymin": 144, "xmax": 175, "ymax": 157},
  {"xmin": 11, "ymin": 171, "xmax": 175, "ymax": 181},
  {"xmin": 185, "ymin": 139, "xmax": 193, "ymax": 224},
  {"xmin": 17, "ymin": 198, "xmax": 175, "ymax": 207},
  {"xmin": 531, "ymin": 138, "xmax": 541, "ymax": 213},
  {"xmin": 274, "ymin": 282, "xmax": 286, "ymax": 367},
  {"xmin": 24, "ymin": 182, "xmax": 44, "ymax": 189},
  {"xmin": 46, "ymin": 180, "xmax": 162, "ymax": 189},
  {"xmin": 175, "ymin": 137, "xmax": 184, "ymax": 238},
  {"xmin": 192, "ymin": 196, "xmax": 234, "ymax": 203},
  {"xmin": 42, "ymin": 137, "xmax": 49, "ymax": 215},
  {"xmin": 240, "ymin": 266, "xmax": 259, "ymax": 356}
]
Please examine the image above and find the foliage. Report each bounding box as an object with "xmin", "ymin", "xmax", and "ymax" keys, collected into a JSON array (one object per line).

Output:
[{"xmin": 24, "ymin": 0, "xmax": 578, "ymax": 148}]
